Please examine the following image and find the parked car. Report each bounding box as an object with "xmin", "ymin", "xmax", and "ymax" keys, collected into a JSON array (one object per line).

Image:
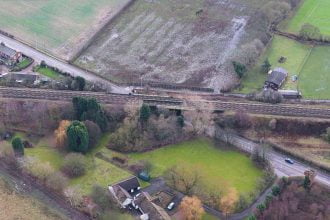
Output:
[
  {"xmin": 167, "ymin": 202, "xmax": 175, "ymax": 211},
  {"xmin": 285, "ymin": 158, "xmax": 294, "ymax": 164}
]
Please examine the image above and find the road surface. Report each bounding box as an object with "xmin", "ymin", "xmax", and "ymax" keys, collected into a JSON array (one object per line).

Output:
[
  {"xmin": 0, "ymin": 34, "xmax": 129, "ymax": 94},
  {"xmin": 216, "ymin": 129, "xmax": 330, "ymax": 186}
]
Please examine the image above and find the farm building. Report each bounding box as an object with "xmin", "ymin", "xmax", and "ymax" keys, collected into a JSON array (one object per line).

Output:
[
  {"xmin": 109, "ymin": 177, "xmax": 171, "ymax": 220},
  {"xmin": 264, "ymin": 67, "xmax": 288, "ymax": 90},
  {"xmin": 0, "ymin": 43, "xmax": 22, "ymax": 66}
]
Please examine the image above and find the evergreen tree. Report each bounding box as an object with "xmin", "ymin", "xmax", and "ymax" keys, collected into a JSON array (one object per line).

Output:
[
  {"xmin": 12, "ymin": 137, "xmax": 24, "ymax": 156},
  {"xmin": 67, "ymin": 121, "xmax": 89, "ymax": 153},
  {"xmin": 232, "ymin": 61, "xmax": 247, "ymax": 78},
  {"xmin": 140, "ymin": 104, "xmax": 151, "ymax": 122},
  {"xmin": 261, "ymin": 59, "xmax": 271, "ymax": 73}
]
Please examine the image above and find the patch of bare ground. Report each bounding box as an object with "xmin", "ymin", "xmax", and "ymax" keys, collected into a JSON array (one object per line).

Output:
[{"xmin": 75, "ymin": 0, "xmax": 272, "ymax": 91}]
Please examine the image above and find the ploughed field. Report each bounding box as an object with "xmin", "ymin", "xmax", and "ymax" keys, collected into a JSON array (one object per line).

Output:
[
  {"xmin": 75, "ymin": 0, "xmax": 271, "ymax": 90},
  {"xmin": 0, "ymin": 0, "xmax": 131, "ymax": 60}
]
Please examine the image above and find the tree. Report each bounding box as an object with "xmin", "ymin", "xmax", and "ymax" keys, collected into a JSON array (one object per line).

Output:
[
  {"xmin": 54, "ymin": 120, "xmax": 71, "ymax": 149},
  {"xmin": 84, "ymin": 120, "xmax": 101, "ymax": 149},
  {"xmin": 164, "ymin": 164, "xmax": 200, "ymax": 195},
  {"xmin": 139, "ymin": 104, "xmax": 151, "ymax": 122},
  {"xmin": 75, "ymin": 76, "xmax": 86, "ymax": 91},
  {"xmin": 220, "ymin": 187, "xmax": 238, "ymax": 218},
  {"xmin": 66, "ymin": 121, "xmax": 89, "ymax": 153},
  {"xmin": 232, "ymin": 61, "xmax": 247, "ymax": 78},
  {"xmin": 61, "ymin": 153, "xmax": 87, "ymax": 177},
  {"xmin": 72, "ymin": 97, "xmax": 108, "ymax": 132},
  {"xmin": 299, "ymin": 23, "xmax": 321, "ymax": 40},
  {"xmin": 177, "ymin": 115, "xmax": 185, "ymax": 128},
  {"xmin": 12, "ymin": 137, "xmax": 24, "ymax": 156},
  {"xmin": 180, "ymin": 196, "xmax": 205, "ymax": 220},
  {"xmin": 90, "ymin": 184, "xmax": 118, "ymax": 211},
  {"xmin": 261, "ymin": 59, "xmax": 271, "ymax": 73}
]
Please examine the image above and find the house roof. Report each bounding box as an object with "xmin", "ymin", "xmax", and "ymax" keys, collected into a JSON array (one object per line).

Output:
[
  {"xmin": 7, "ymin": 73, "xmax": 39, "ymax": 82},
  {"xmin": 266, "ymin": 68, "xmax": 288, "ymax": 86},
  {"xmin": 115, "ymin": 177, "xmax": 140, "ymax": 193},
  {"xmin": 135, "ymin": 192, "xmax": 171, "ymax": 220},
  {"xmin": 0, "ymin": 44, "xmax": 17, "ymax": 57}
]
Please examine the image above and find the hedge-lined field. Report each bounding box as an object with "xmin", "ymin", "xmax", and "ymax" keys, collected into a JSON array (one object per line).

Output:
[
  {"xmin": 0, "ymin": 0, "xmax": 130, "ymax": 59},
  {"xmin": 284, "ymin": 0, "xmax": 330, "ymax": 36}
]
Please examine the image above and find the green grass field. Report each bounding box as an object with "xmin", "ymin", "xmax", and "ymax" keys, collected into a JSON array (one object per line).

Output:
[
  {"xmin": 25, "ymin": 134, "xmax": 133, "ymax": 195},
  {"xmin": 239, "ymin": 35, "xmax": 312, "ymax": 93},
  {"xmin": 129, "ymin": 138, "xmax": 263, "ymax": 196},
  {"xmin": 298, "ymin": 46, "xmax": 330, "ymax": 99},
  {"xmin": 283, "ymin": 0, "xmax": 330, "ymax": 36},
  {"xmin": 35, "ymin": 66, "xmax": 61, "ymax": 79},
  {"xmin": 0, "ymin": 0, "xmax": 130, "ymax": 59}
]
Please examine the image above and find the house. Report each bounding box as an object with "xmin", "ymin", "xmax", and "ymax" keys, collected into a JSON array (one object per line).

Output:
[
  {"xmin": 0, "ymin": 43, "xmax": 22, "ymax": 66},
  {"xmin": 109, "ymin": 177, "xmax": 171, "ymax": 220},
  {"xmin": 264, "ymin": 67, "xmax": 288, "ymax": 90}
]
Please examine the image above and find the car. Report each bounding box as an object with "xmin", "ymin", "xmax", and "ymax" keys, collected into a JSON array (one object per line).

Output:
[
  {"xmin": 167, "ymin": 202, "xmax": 175, "ymax": 211},
  {"xmin": 285, "ymin": 158, "xmax": 294, "ymax": 164}
]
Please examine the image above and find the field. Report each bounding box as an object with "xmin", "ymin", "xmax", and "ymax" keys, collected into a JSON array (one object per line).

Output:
[
  {"xmin": 75, "ymin": 0, "xmax": 271, "ymax": 90},
  {"xmin": 0, "ymin": 0, "xmax": 131, "ymax": 60},
  {"xmin": 283, "ymin": 0, "xmax": 330, "ymax": 36},
  {"xmin": 298, "ymin": 46, "xmax": 330, "ymax": 99},
  {"xmin": 129, "ymin": 138, "xmax": 264, "ymax": 196},
  {"xmin": 25, "ymin": 134, "xmax": 133, "ymax": 195},
  {"xmin": 0, "ymin": 178, "xmax": 66, "ymax": 220},
  {"xmin": 239, "ymin": 36, "xmax": 312, "ymax": 93}
]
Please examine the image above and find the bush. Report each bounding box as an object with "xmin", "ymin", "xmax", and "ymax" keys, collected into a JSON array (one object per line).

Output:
[
  {"xmin": 61, "ymin": 153, "xmax": 87, "ymax": 178},
  {"xmin": 232, "ymin": 61, "xmax": 247, "ymax": 78},
  {"xmin": 140, "ymin": 104, "xmax": 151, "ymax": 122},
  {"xmin": 12, "ymin": 137, "xmax": 24, "ymax": 156},
  {"xmin": 46, "ymin": 172, "xmax": 69, "ymax": 192},
  {"xmin": 248, "ymin": 89, "xmax": 283, "ymax": 104},
  {"xmin": 271, "ymin": 185, "xmax": 281, "ymax": 196},
  {"xmin": 261, "ymin": 59, "xmax": 271, "ymax": 73},
  {"xmin": 299, "ymin": 23, "xmax": 322, "ymax": 40},
  {"xmin": 90, "ymin": 185, "xmax": 117, "ymax": 211},
  {"xmin": 23, "ymin": 159, "xmax": 54, "ymax": 183}
]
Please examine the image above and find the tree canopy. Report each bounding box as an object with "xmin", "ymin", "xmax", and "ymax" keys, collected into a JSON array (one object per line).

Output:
[{"xmin": 66, "ymin": 121, "xmax": 89, "ymax": 153}]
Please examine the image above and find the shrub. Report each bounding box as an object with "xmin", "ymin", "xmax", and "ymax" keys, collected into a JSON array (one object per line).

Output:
[
  {"xmin": 234, "ymin": 111, "xmax": 252, "ymax": 129},
  {"xmin": 12, "ymin": 137, "xmax": 24, "ymax": 156},
  {"xmin": 54, "ymin": 120, "xmax": 71, "ymax": 149},
  {"xmin": 67, "ymin": 121, "xmax": 89, "ymax": 153},
  {"xmin": 61, "ymin": 153, "xmax": 87, "ymax": 178},
  {"xmin": 46, "ymin": 172, "xmax": 69, "ymax": 192},
  {"xmin": 90, "ymin": 185, "xmax": 117, "ymax": 211},
  {"xmin": 271, "ymin": 185, "xmax": 281, "ymax": 196},
  {"xmin": 299, "ymin": 23, "xmax": 321, "ymax": 40},
  {"xmin": 23, "ymin": 159, "xmax": 54, "ymax": 183},
  {"xmin": 257, "ymin": 203, "xmax": 266, "ymax": 213},
  {"xmin": 261, "ymin": 59, "xmax": 271, "ymax": 73}
]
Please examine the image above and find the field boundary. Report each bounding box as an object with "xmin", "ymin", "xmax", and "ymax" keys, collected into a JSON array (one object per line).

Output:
[{"xmin": 69, "ymin": 0, "xmax": 138, "ymax": 62}]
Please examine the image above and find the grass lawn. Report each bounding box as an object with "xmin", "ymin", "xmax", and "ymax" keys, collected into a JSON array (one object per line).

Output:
[
  {"xmin": 283, "ymin": 0, "xmax": 330, "ymax": 36},
  {"xmin": 129, "ymin": 138, "xmax": 264, "ymax": 196},
  {"xmin": 239, "ymin": 35, "xmax": 312, "ymax": 93},
  {"xmin": 298, "ymin": 46, "xmax": 330, "ymax": 99},
  {"xmin": 24, "ymin": 134, "xmax": 133, "ymax": 195},
  {"xmin": 36, "ymin": 66, "xmax": 61, "ymax": 79}
]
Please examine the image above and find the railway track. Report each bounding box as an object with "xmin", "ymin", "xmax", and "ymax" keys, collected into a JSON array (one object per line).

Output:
[{"xmin": 1, "ymin": 87, "xmax": 330, "ymax": 119}]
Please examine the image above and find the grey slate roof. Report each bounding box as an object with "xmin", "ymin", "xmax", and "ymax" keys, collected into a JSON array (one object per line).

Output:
[
  {"xmin": 116, "ymin": 177, "xmax": 140, "ymax": 193},
  {"xmin": 0, "ymin": 44, "xmax": 17, "ymax": 57},
  {"xmin": 266, "ymin": 67, "xmax": 288, "ymax": 86}
]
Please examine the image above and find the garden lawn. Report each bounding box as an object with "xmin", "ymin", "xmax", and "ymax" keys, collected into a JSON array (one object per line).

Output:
[
  {"xmin": 298, "ymin": 46, "xmax": 330, "ymax": 99},
  {"xmin": 239, "ymin": 35, "xmax": 311, "ymax": 93},
  {"xmin": 36, "ymin": 66, "xmax": 61, "ymax": 79},
  {"xmin": 129, "ymin": 138, "xmax": 263, "ymax": 196},
  {"xmin": 283, "ymin": 0, "xmax": 330, "ymax": 36}
]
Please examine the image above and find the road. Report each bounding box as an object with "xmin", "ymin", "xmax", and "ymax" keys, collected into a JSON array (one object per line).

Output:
[
  {"xmin": 0, "ymin": 34, "xmax": 129, "ymax": 94},
  {"xmin": 215, "ymin": 129, "xmax": 330, "ymax": 186}
]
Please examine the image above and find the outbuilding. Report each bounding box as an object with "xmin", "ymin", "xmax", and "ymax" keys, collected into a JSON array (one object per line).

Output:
[{"xmin": 264, "ymin": 67, "xmax": 288, "ymax": 90}]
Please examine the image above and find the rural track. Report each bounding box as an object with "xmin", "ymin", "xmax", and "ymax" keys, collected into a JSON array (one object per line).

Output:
[{"xmin": 2, "ymin": 87, "xmax": 330, "ymax": 119}]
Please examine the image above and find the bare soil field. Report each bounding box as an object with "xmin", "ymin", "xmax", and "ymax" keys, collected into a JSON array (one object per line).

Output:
[
  {"xmin": 0, "ymin": 0, "xmax": 132, "ymax": 60},
  {"xmin": 75, "ymin": 0, "xmax": 271, "ymax": 91}
]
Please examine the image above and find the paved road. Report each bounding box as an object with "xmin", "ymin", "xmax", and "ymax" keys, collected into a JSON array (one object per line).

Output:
[
  {"xmin": 215, "ymin": 129, "xmax": 330, "ymax": 186},
  {"xmin": 0, "ymin": 34, "xmax": 129, "ymax": 94}
]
